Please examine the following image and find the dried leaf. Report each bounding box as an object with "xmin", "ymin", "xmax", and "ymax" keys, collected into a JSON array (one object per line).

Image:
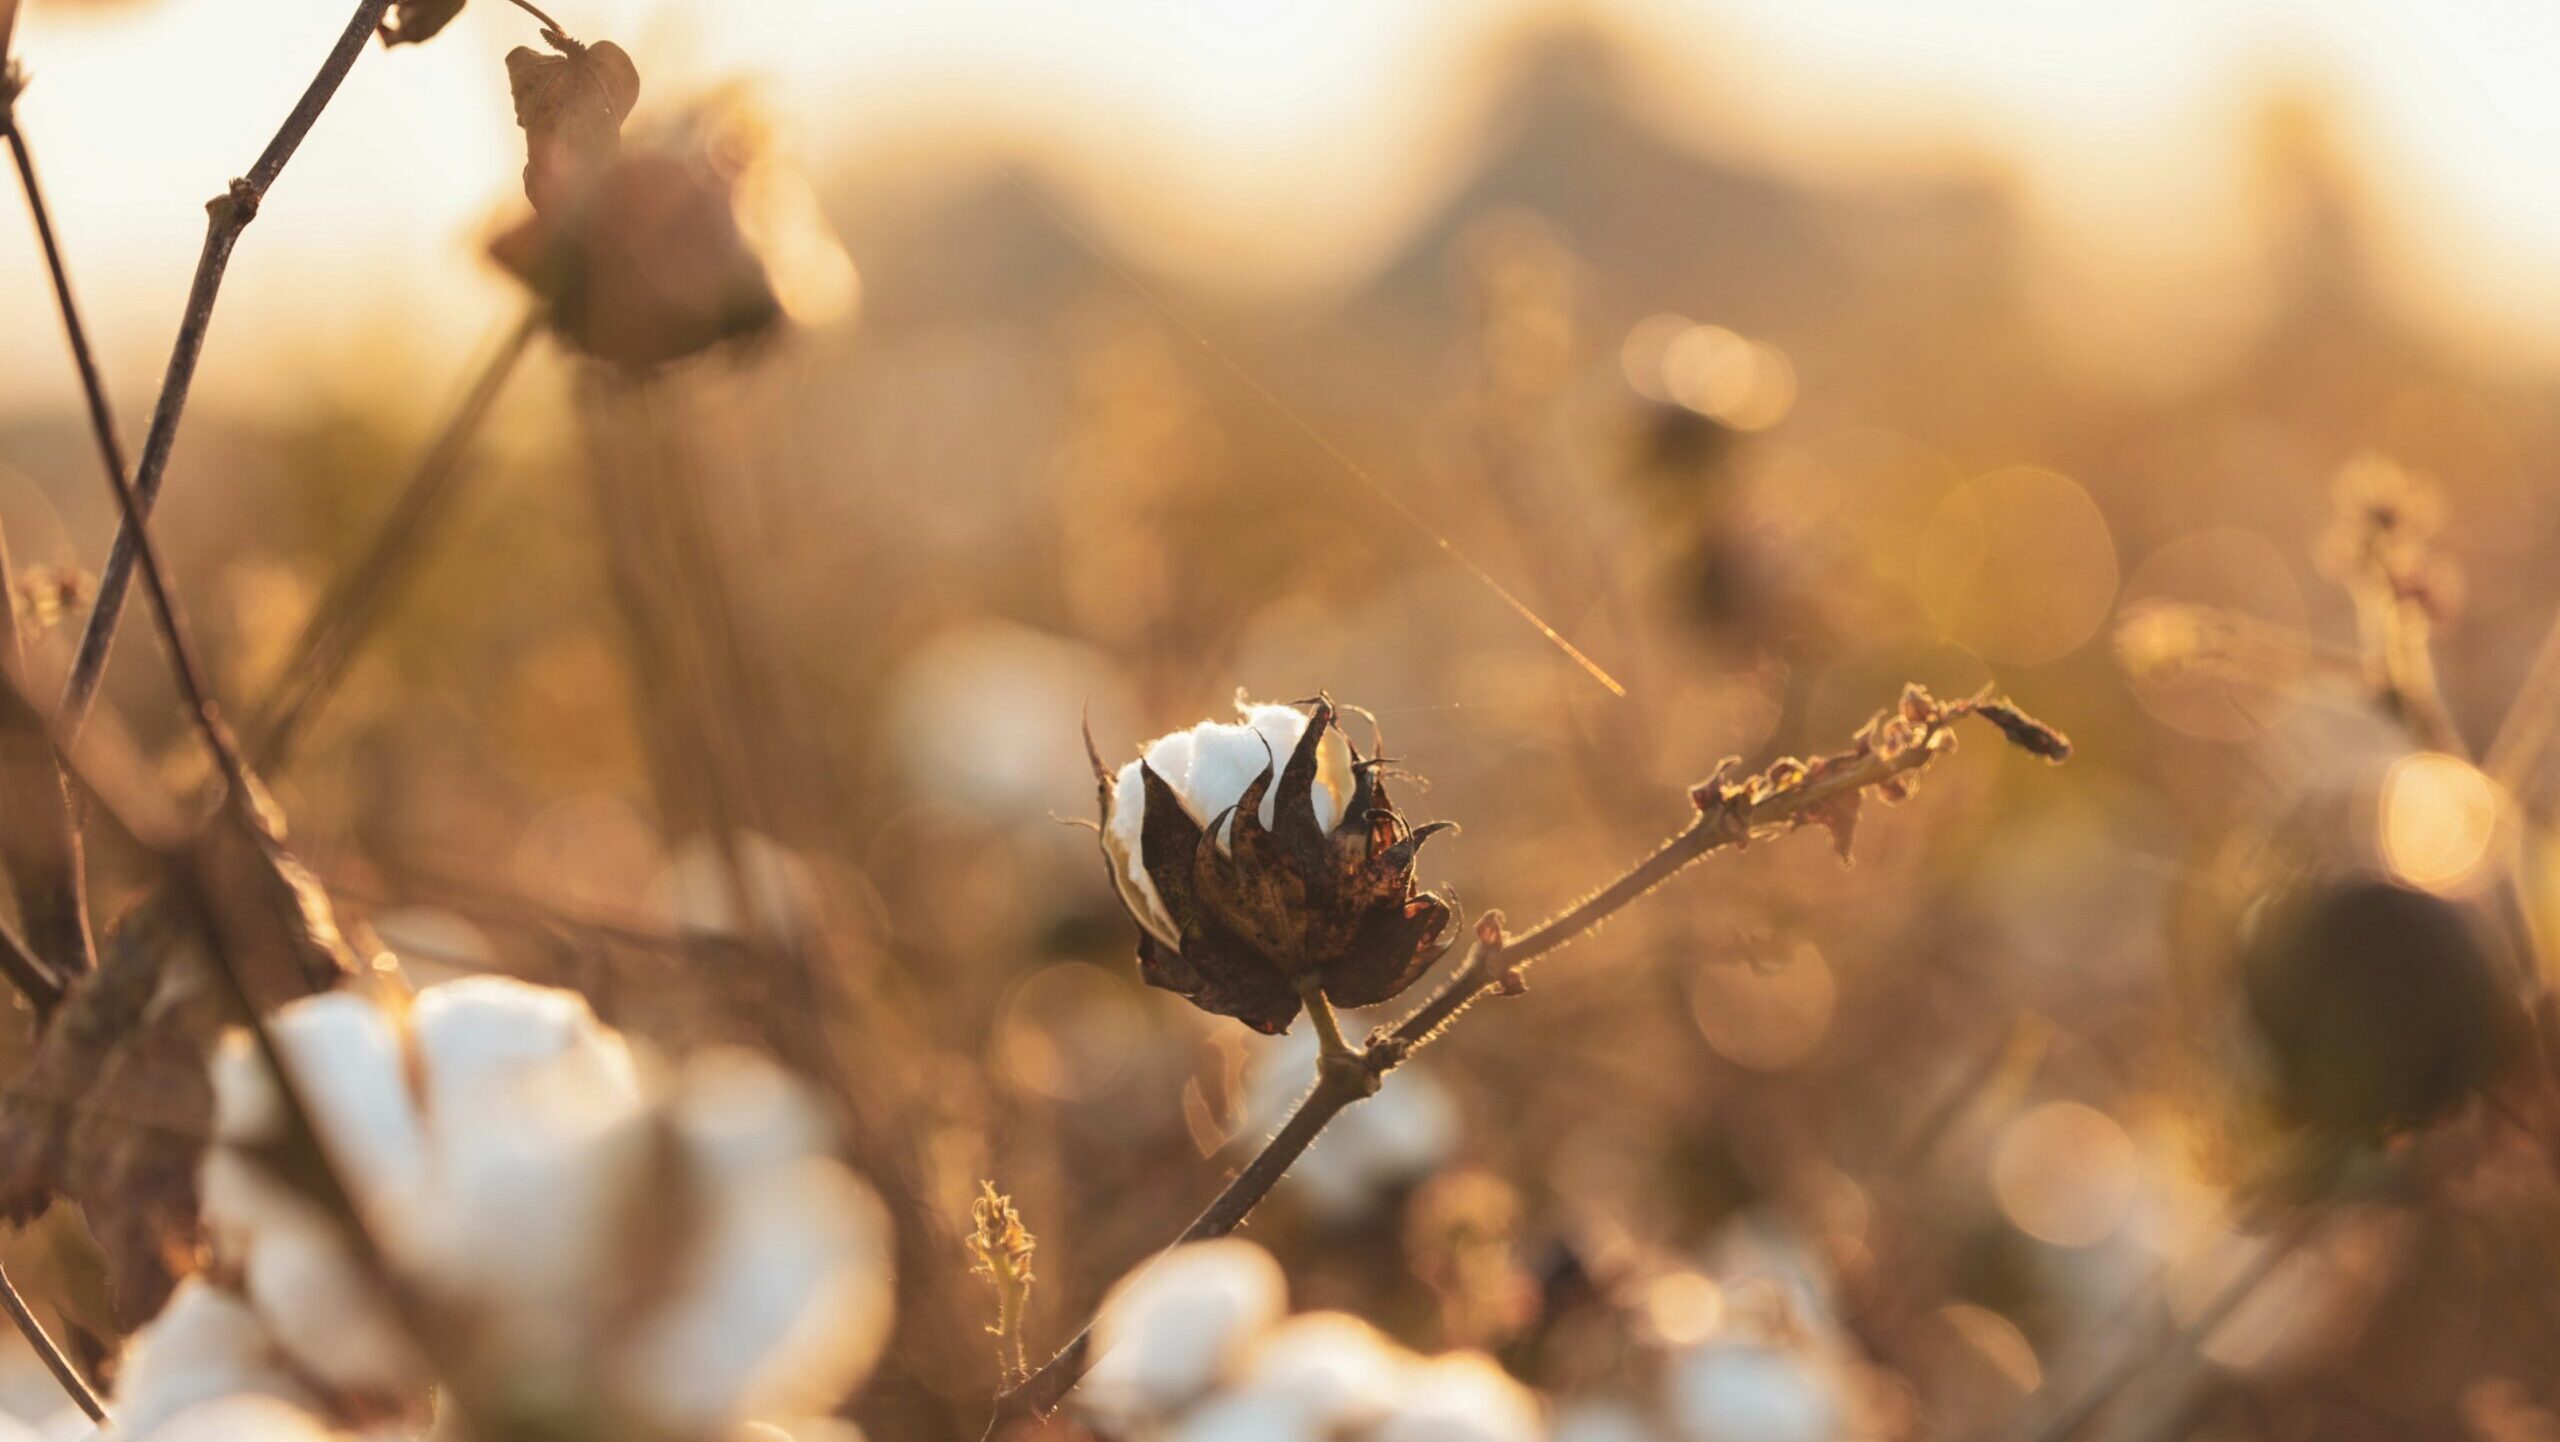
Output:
[
  {"xmin": 378, "ymin": 0, "xmax": 465, "ymax": 46},
  {"xmin": 505, "ymin": 38, "xmax": 641, "ymax": 214}
]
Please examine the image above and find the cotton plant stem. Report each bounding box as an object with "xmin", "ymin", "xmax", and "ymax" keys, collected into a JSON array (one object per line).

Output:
[
  {"xmin": 986, "ymin": 694, "xmax": 2056, "ymax": 1430},
  {"xmin": 60, "ymin": 0, "xmax": 396, "ymax": 731},
  {"xmin": 1994, "ymin": 1206, "xmax": 2324, "ymax": 1442},
  {"xmin": 249, "ymin": 307, "xmax": 541, "ymax": 769},
  {"xmin": 0, "ymin": 1257, "xmax": 103, "ymax": 1423}
]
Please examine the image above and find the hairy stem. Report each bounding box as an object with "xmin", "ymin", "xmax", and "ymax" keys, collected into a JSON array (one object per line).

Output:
[
  {"xmin": 985, "ymin": 692, "xmax": 2059, "ymax": 1430},
  {"xmin": 59, "ymin": 0, "xmax": 396, "ymax": 730}
]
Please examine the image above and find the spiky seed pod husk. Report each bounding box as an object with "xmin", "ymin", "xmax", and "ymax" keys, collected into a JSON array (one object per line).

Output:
[
  {"xmin": 1093, "ymin": 699, "xmax": 1456, "ymax": 1034},
  {"xmin": 2237, "ymin": 874, "xmax": 2525, "ymax": 1141}
]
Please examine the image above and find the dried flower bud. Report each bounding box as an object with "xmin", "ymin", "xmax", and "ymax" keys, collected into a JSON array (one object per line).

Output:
[
  {"xmin": 377, "ymin": 0, "xmax": 465, "ymax": 46},
  {"xmin": 1092, "ymin": 697, "xmax": 1456, "ymax": 1034},
  {"xmin": 491, "ymin": 101, "xmax": 815, "ymax": 371}
]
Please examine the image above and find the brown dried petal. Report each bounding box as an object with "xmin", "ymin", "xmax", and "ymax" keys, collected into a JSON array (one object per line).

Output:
[
  {"xmin": 1272, "ymin": 700, "xmax": 1334, "ymax": 866},
  {"xmin": 1322, "ymin": 893, "xmax": 1455, "ymax": 1010},
  {"xmin": 1142, "ymin": 930, "xmax": 1301, "ymax": 1035},
  {"xmin": 1136, "ymin": 763, "xmax": 1206, "ymax": 935}
]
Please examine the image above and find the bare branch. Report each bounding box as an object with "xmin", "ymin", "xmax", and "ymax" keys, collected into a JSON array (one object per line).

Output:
[
  {"xmin": 986, "ymin": 686, "xmax": 2069, "ymax": 1429},
  {"xmin": 59, "ymin": 0, "xmax": 397, "ymax": 729}
]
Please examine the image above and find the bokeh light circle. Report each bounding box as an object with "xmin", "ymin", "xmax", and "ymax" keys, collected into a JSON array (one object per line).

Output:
[
  {"xmin": 1989, "ymin": 1100, "xmax": 2139, "ymax": 1247},
  {"xmin": 2380, "ymin": 751, "xmax": 2507, "ymax": 895},
  {"xmin": 1918, "ymin": 468, "xmax": 2119, "ymax": 664},
  {"xmin": 1690, "ymin": 942, "xmax": 1836, "ymax": 1072}
]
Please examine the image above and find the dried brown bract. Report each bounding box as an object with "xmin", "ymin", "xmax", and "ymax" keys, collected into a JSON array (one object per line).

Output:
[
  {"xmin": 1691, "ymin": 684, "xmax": 2070, "ymax": 863},
  {"xmin": 1094, "ymin": 698, "xmax": 1457, "ymax": 1035}
]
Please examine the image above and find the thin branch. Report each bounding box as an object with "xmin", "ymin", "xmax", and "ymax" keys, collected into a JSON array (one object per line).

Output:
[
  {"xmin": 985, "ymin": 688, "xmax": 2068, "ymax": 1430},
  {"xmin": 249, "ymin": 308, "xmax": 541, "ymax": 768},
  {"xmin": 59, "ymin": 0, "xmax": 396, "ymax": 730},
  {"xmin": 0, "ymin": 1257, "xmax": 104, "ymax": 1423}
]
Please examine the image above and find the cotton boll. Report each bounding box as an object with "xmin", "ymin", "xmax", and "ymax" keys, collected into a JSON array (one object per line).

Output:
[
  {"xmin": 1368, "ymin": 1352, "xmax": 1542, "ymax": 1442},
  {"xmin": 615, "ymin": 1159, "xmax": 895, "ymax": 1432},
  {"xmin": 1231, "ymin": 1311, "xmax": 1412, "ymax": 1427},
  {"xmin": 112, "ymin": 1280, "xmax": 318, "ymax": 1438},
  {"xmin": 1162, "ymin": 1392, "xmax": 1327, "ymax": 1442},
  {"xmin": 1551, "ymin": 1401, "xmax": 1669, "ymax": 1442},
  {"xmin": 408, "ymin": 977, "xmax": 637, "ymax": 1117},
  {"xmin": 207, "ymin": 996, "xmax": 425, "ymax": 1202},
  {"xmin": 137, "ymin": 1394, "xmax": 350, "ymax": 1442},
  {"xmin": 1080, "ymin": 1240, "xmax": 1288, "ymax": 1431},
  {"xmin": 1666, "ymin": 1343, "xmax": 1840, "ymax": 1442},
  {"xmin": 656, "ymin": 832, "xmax": 819, "ymax": 943},
  {"xmin": 238, "ymin": 1217, "xmax": 424, "ymax": 1396},
  {"xmin": 406, "ymin": 978, "xmax": 648, "ymax": 1317},
  {"xmin": 666, "ymin": 1049, "xmax": 834, "ymax": 1176}
]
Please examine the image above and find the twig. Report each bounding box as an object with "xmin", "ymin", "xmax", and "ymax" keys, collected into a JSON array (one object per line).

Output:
[
  {"xmin": 249, "ymin": 308, "xmax": 541, "ymax": 768},
  {"xmin": 985, "ymin": 688, "xmax": 2066, "ymax": 1429},
  {"xmin": 1992, "ymin": 1205, "xmax": 2324, "ymax": 1442},
  {"xmin": 59, "ymin": 0, "xmax": 397, "ymax": 731},
  {"xmin": 0, "ymin": 1257, "xmax": 104, "ymax": 1423}
]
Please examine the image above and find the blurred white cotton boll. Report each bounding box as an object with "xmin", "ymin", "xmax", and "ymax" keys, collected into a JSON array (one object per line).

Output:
[
  {"xmin": 884, "ymin": 621, "xmax": 1129, "ymax": 815},
  {"xmin": 1230, "ymin": 1311, "xmax": 1412, "ymax": 1426},
  {"xmin": 614, "ymin": 1155, "xmax": 895, "ymax": 1431},
  {"xmin": 1162, "ymin": 1392, "xmax": 1327, "ymax": 1442},
  {"xmin": 134, "ymin": 977, "xmax": 897, "ymax": 1438},
  {"xmin": 1243, "ymin": 1030, "xmax": 1459, "ymax": 1220},
  {"xmin": 136, "ymin": 1394, "xmax": 350, "ymax": 1442},
  {"xmin": 1666, "ymin": 1343, "xmax": 1841, "ymax": 1442},
  {"xmin": 655, "ymin": 832, "xmax": 820, "ymax": 942},
  {"xmin": 1369, "ymin": 1352, "xmax": 1542, "ymax": 1442},
  {"xmin": 109, "ymin": 1281, "xmax": 318, "ymax": 1438},
  {"xmin": 1079, "ymin": 1239, "xmax": 1289, "ymax": 1431},
  {"xmin": 1551, "ymin": 1400, "xmax": 1669, "ymax": 1442}
]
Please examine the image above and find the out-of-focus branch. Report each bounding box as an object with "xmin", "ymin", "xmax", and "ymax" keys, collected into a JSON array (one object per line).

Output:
[
  {"xmin": 985, "ymin": 687, "xmax": 2070, "ymax": 1430},
  {"xmin": 250, "ymin": 308, "xmax": 542, "ymax": 769},
  {"xmin": 59, "ymin": 0, "xmax": 396, "ymax": 729},
  {"xmin": 0, "ymin": 1257, "xmax": 103, "ymax": 1423}
]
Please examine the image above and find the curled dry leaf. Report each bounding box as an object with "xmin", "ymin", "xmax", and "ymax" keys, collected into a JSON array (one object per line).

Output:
[
  {"xmin": 377, "ymin": 0, "xmax": 465, "ymax": 47},
  {"xmin": 0, "ymin": 794, "xmax": 359, "ymax": 1324},
  {"xmin": 505, "ymin": 37, "xmax": 642, "ymax": 214}
]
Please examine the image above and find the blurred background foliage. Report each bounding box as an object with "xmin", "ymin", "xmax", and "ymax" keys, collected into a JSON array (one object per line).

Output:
[{"xmin": 4, "ymin": 2, "xmax": 2560, "ymax": 1439}]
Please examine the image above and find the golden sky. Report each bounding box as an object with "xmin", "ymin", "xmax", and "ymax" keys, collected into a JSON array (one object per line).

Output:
[{"xmin": 5, "ymin": 0, "xmax": 2560, "ymax": 408}]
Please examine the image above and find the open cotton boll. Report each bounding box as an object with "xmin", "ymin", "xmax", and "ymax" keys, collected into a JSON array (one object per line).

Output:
[
  {"xmin": 1079, "ymin": 1240, "xmax": 1288, "ymax": 1432},
  {"xmin": 1550, "ymin": 1401, "xmax": 1670, "ymax": 1442},
  {"xmin": 136, "ymin": 1394, "xmax": 353, "ymax": 1442},
  {"xmin": 1227, "ymin": 1311, "xmax": 1413, "ymax": 1429},
  {"xmin": 111, "ymin": 1280, "xmax": 321, "ymax": 1438},
  {"xmin": 1665, "ymin": 1343, "xmax": 1841, "ymax": 1442},
  {"xmin": 1368, "ymin": 1353, "xmax": 1543, "ymax": 1442},
  {"xmin": 207, "ymin": 994, "xmax": 426, "ymax": 1201},
  {"xmin": 403, "ymin": 978, "xmax": 650, "ymax": 1317},
  {"xmin": 1105, "ymin": 701, "xmax": 1356, "ymax": 937},
  {"xmin": 237, "ymin": 1217, "xmax": 425, "ymax": 1396},
  {"xmin": 1162, "ymin": 1392, "xmax": 1329, "ymax": 1442},
  {"xmin": 614, "ymin": 1157, "xmax": 895, "ymax": 1432}
]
